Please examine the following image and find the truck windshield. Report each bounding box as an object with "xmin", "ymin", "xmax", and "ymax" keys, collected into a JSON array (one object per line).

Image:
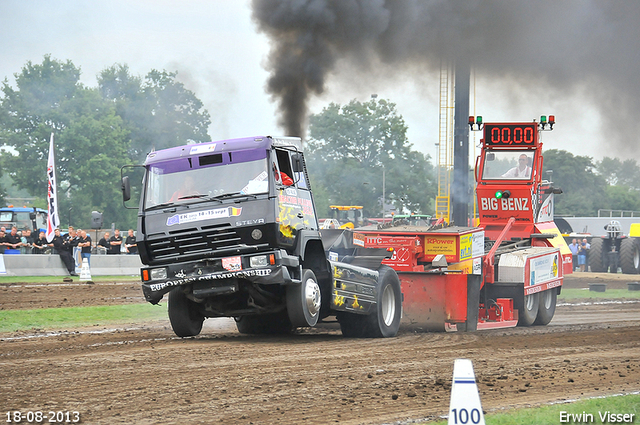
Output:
[
  {"xmin": 144, "ymin": 158, "xmax": 268, "ymax": 210},
  {"xmin": 481, "ymin": 149, "xmax": 535, "ymax": 180}
]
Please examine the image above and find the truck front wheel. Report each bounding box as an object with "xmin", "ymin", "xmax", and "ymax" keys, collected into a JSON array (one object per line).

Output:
[
  {"xmin": 518, "ymin": 292, "xmax": 539, "ymax": 327},
  {"xmin": 287, "ymin": 269, "xmax": 321, "ymax": 327},
  {"xmin": 168, "ymin": 287, "xmax": 204, "ymax": 337}
]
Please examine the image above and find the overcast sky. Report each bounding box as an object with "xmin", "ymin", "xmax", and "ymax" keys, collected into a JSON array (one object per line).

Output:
[{"xmin": 0, "ymin": 1, "xmax": 621, "ymax": 163}]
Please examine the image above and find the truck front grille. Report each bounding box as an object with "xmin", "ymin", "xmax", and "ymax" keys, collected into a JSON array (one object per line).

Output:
[{"xmin": 146, "ymin": 224, "xmax": 242, "ymax": 262}]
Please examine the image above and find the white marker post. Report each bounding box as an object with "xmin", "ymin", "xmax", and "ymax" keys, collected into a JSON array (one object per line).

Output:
[{"xmin": 448, "ymin": 359, "xmax": 486, "ymax": 425}]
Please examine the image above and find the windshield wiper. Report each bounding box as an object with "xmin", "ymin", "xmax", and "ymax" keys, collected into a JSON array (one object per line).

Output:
[
  {"xmin": 146, "ymin": 201, "xmax": 177, "ymax": 211},
  {"xmin": 178, "ymin": 194, "xmax": 208, "ymax": 200},
  {"xmin": 210, "ymin": 192, "xmax": 257, "ymax": 200}
]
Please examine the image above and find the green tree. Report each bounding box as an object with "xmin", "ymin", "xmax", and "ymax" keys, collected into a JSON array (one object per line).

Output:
[
  {"xmin": 596, "ymin": 157, "xmax": 640, "ymax": 190},
  {"xmin": 306, "ymin": 98, "xmax": 436, "ymax": 218},
  {"xmin": 542, "ymin": 149, "xmax": 608, "ymax": 216},
  {"xmin": 98, "ymin": 65, "xmax": 212, "ymax": 161},
  {"xmin": 0, "ymin": 55, "xmax": 135, "ymax": 229}
]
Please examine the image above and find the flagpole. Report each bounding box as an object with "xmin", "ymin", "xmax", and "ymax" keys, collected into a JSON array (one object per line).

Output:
[{"xmin": 46, "ymin": 133, "xmax": 60, "ymax": 243}]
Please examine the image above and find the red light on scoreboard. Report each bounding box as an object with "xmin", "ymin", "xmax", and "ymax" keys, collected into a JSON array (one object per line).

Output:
[{"xmin": 484, "ymin": 123, "xmax": 538, "ymax": 146}]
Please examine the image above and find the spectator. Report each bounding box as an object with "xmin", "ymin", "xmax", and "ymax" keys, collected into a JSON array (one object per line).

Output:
[
  {"xmin": 0, "ymin": 230, "xmax": 7, "ymax": 253},
  {"xmin": 108, "ymin": 229, "xmax": 123, "ymax": 254},
  {"xmin": 124, "ymin": 229, "xmax": 138, "ymax": 255},
  {"xmin": 52, "ymin": 228, "xmax": 77, "ymax": 276},
  {"xmin": 568, "ymin": 238, "xmax": 579, "ymax": 271},
  {"xmin": 20, "ymin": 228, "xmax": 35, "ymax": 254},
  {"xmin": 32, "ymin": 231, "xmax": 53, "ymax": 254},
  {"xmin": 78, "ymin": 229, "xmax": 92, "ymax": 266},
  {"xmin": 5, "ymin": 226, "xmax": 21, "ymax": 250},
  {"xmin": 97, "ymin": 231, "xmax": 110, "ymax": 254},
  {"xmin": 578, "ymin": 239, "xmax": 590, "ymax": 272}
]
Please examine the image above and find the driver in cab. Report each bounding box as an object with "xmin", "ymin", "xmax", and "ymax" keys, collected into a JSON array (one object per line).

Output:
[{"xmin": 502, "ymin": 154, "xmax": 531, "ymax": 178}]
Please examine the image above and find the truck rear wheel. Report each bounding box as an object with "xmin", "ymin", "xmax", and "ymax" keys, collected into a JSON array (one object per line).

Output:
[
  {"xmin": 235, "ymin": 312, "xmax": 293, "ymax": 334},
  {"xmin": 534, "ymin": 289, "xmax": 557, "ymax": 325},
  {"xmin": 337, "ymin": 265, "xmax": 402, "ymax": 338},
  {"xmin": 286, "ymin": 269, "xmax": 321, "ymax": 327},
  {"xmin": 620, "ymin": 238, "xmax": 640, "ymax": 274},
  {"xmin": 168, "ymin": 287, "xmax": 204, "ymax": 337},
  {"xmin": 518, "ymin": 292, "xmax": 539, "ymax": 326},
  {"xmin": 365, "ymin": 265, "xmax": 402, "ymax": 338}
]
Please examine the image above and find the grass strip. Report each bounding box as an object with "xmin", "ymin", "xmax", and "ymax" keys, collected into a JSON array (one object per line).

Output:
[
  {"xmin": 0, "ymin": 303, "xmax": 167, "ymax": 333},
  {"xmin": 559, "ymin": 288, "xmax": 640, "ymax": 300},
  {"xmin": 428, "ymin": 393, "xmax": 640, "ymax": 424},
  {"xmin": 0, "ymin": 275, "xmax": 141, "ymax": 284}
]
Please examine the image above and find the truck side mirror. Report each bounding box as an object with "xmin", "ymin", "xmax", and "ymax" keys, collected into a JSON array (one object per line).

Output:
[
  {"xmin": 291, "ymin": 154, "xmax": 304, "ymax": 173},
  {"xmin": 122, "ymin": 176, "xmax": 131, "ymax": 202}
]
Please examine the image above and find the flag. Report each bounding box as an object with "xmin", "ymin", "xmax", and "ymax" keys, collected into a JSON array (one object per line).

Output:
[{"xmin": 46, "ymin": 133, "xmax": 60, "ymax": 242}]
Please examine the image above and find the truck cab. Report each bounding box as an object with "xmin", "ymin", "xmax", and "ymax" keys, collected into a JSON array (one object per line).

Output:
[{"xmin": 123, "ymin": 136, "xmax": 402, "ymax": 338}]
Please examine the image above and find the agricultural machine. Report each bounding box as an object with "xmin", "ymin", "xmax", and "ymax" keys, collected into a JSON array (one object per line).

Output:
[{"xmin": 333, "ymin": 116, "xmax": 571, "ymax": 330}]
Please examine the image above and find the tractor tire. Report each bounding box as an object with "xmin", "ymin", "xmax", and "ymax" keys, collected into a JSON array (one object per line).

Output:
[
  {"xmin": 518, "ymin": 292, "xmax": 539, "ymax": 327},
  {"xmin": 168, "ymin": 287, "xmax": 204, "ymax": 337},
  {"xmin": 235, "ymin": 312, "xmax": 293, "ymax": 335},
  {"xmin": 619, "ymin": 238, "xmax": 640, "ymax": 274},
  {"xmin": 588, "ymin": 237, "xmax": 606, "ymax": 273},
  {"xmin": 286, "ymin": 269, "xmax": 321, "ymax": 327},
  {"xmin": 534, "ymin": 289, "xmax": 557, "ymax": 325}
]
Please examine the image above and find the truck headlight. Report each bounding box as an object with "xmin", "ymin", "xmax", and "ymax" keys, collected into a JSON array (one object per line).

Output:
[
  {"xmin": 250, "ymin": 255, "xmax": 268, "ymax": 268},
  {"xmin": 150, "ymin": 268, "xmax": 167, "ymax": 280}
]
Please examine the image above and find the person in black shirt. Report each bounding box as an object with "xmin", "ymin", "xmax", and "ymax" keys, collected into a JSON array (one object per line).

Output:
[
  {"xmin": 108, "ymin": 229, "xmax": 123, "ymax": 254},
  {"xmin": 97, "ymin": 231, "xmax": 110, "ymax": 254},
  {"xmin": 33, "ymin": 231, "xmax": 53, "ymax": 254},
  {"xmin": 5, "ymin": 227, "xmax": 21, "ymax": 250},
  {"xmin": 78, "ymin": 230, "xmax": 92, "ymax": 266},
  {"xmin": 0, "ymin": 230, "xmax": 7, "ymax": 254},
  {"xmin": 124, "ymin": 229, "xmax": 138, "ymax": 255},
  {"xmin": 52, "ymin": 228, "xmax": 77, "ymax": 276}
]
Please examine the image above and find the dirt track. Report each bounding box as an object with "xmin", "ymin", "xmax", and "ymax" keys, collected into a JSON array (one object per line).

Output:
[{"xmin": 1, "ymin": 272, "xmax": 640, "ymax": 424}]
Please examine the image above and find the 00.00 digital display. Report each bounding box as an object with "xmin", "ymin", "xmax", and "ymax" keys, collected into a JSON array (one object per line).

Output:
[{"xmin": 485, "ymin": 124, "xmax": 537, "ymax": 146}]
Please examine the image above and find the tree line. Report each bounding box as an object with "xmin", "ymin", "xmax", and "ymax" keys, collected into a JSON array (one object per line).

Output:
[
  {"xmin": 0, "ymin": 55, "xmax": 210, "ymax": 229},
  {"xmin": 0, "ymin": 55, "xmax": 637, "ymax": 227}
]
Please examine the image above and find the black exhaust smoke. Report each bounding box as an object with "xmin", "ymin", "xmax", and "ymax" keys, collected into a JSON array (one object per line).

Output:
[{"xmin": 252, "ymin": 0, "xmax": 640, "ymax": 154}]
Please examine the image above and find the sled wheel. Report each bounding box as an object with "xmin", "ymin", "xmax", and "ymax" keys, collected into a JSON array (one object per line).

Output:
[
  {"xmin": 620, "ymin": 238, "xmax": 640, "ymax": 274},
  {"xmin": 534, "ymin": 289, "xmax": 557, "ymax": 325},
  {"xmin": 168, "ymin": 287, "xmax": 204, "ymax": 337},
  {"xmin": 518, "ymin": 292, "xmax": 539, "ymax": 327},
  {"xmin": 286, "ymin": 269, "xmax": 321, "ymax": 327}
]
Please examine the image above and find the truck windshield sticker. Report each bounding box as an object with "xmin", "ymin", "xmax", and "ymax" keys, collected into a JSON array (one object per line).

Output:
[
  {"xmin": 189, "ymin": 144, "xmax": 216, "ymax": 155},
  {"xmin": 166, "ymin": 207, "xmax": 242, "ymax": 226},
  {"xmin": 241, "ymin": 170, "xmax": 269, "ymax": 194}
]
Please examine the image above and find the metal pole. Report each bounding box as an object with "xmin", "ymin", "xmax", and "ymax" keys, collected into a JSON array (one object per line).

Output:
[
  {"xmin": 382, "ymin": 167, "xmax": 386, "ymax": 217},
  {"xmin": 452, "ymin": 61, "xmax": 470, "ymax": 227}
]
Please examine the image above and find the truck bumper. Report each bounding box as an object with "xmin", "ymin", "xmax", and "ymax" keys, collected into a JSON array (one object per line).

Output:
[{"xmin": 141, "ymin": 250, "xmax": 300, "ymax": 304}]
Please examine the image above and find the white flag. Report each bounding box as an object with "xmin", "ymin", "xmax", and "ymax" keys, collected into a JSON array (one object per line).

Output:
[{"xmin": 46, "ymin": 133, "xmax": 60, "ymax": 242}]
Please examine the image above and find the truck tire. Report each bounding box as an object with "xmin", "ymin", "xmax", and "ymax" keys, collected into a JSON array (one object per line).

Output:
[
  {"xmin": 589, "ymin": 238, "xmax": 606, "ymax": 272},
  {"xmin": 534, "ymin": 289, "xmax": 557, "ymax": 325},
  {"xmin": 518, "ymin": 292, "xmax": 539, "ymax": 327},
  {"xmin": 619, "ymin": 238, "xmax": 640, "ymax": 274},
  {"xmin": 365, "ymin": 265, "xmax": 402, "ymax": 338},
  {"xmin": 235, "ymin": 312, "xmax": 293, "ymax": 335},
  {"xmin": 168, "ymin": 287, "xmax": 204, "ymax": 337},
  {"xmin": 336, "ymin": 312, "xmax": 368, "ymax": 338},
  {"xmin": 286, "ymin": 269, "xmax": 321, "ymax": 327},
  {"xmin": 337, "ymin": 266, "xmax": 402, "ymax": 338}
]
